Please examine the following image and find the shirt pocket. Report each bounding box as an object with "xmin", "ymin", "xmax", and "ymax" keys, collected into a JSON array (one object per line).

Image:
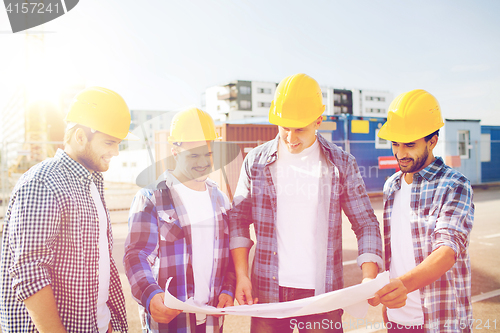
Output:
[{"xmin": 157, "ymin": 209, "xmax": 184, "ymax": 243}]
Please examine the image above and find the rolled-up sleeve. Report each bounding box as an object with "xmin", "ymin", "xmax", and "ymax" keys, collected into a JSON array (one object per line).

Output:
[
  {"xmin": 229, "ymin": 155, "xmax": 254, "ymax": 250},
  {"xmin": 340, "ymin": 155, "xmax": 383, "ymax": 270},
  {"xmin": 8, "ymin": 181, "xmax": 58, "ymax": 301},
  {"xmin": 124, "ymin": 189, "xmax": 163, "ymax": 314},
  {"xmin": 433, "ymin": 180, "xmax": 474, "ymax": 256}
]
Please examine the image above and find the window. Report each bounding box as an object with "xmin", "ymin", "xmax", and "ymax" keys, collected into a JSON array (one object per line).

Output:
[
  {"xmin": 258, "ymin": 102, "xmax": 271, "ymax": 108},
  {"xmin": 334, "ymin": 94, "xmax": 341, "ymax": 103},
  {"xmin": 341, "ymin": 94, "xmax": 348, "ymax": 101},
  {"xmin": 322, "ymin": 92, "xmax": 327, "ymax": 98},
  {"xmin": 257, "ymin": 88, "xmax": 272, "ymax": 94},
  {"xmin": 131, "ymin": 162, "xmax": 137, "ymax": 167},
  {"xmin": 240, "ymin": 100, "xmax": 251, "ymax": 110},
  {"xmin": 375, "ymin": 129, "xmax": 391, "ymax": 149},
  {"xmin": 366, "ymin": 96, "xmax": 373, "ymax": 101},
  {"xmin": 217, "ymin": 105, "xmax": 221, "ymax": 111},
  {"xmin": 458, "ymin": 130, "xmax": 470, "ymax": 159},
  {"xmin": 122, "ymin": 162, "xmax": 128, "ymax": 167},
  {"xmin": 334, "ymin": 106, "xmax": 341, "ymax": 114},
  {"xmin": 146, "ymin": 115, "xmax": 153, "ymax": 121},
  {"xmin": 240, "ymin": 86, "xmax": 251, "ymax": 94}
]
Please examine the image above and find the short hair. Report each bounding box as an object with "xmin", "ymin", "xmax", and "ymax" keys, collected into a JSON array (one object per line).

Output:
[
  {"xmin": 63, "ymin": 124, "xmax": 96, "ymax": 146},
  {"xmin": 424, "ymin": 129, "xmax": 440, "ymax": 142}
]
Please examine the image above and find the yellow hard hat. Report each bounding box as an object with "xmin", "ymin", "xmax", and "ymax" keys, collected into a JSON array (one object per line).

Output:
[
  {"xmin": 65, "ymin": 87, "xmax": 138, "ymax": 140},
  {"xmin": 377, "ymin": 89, "xmax": 444, "ymax": 143},
  {"xmin": 168, "ymin": 108, "xmax": 221, "ymax": 143},
  {"xmin": 269, "ymin": 73, "xmax": 325, "ymax": 128}
]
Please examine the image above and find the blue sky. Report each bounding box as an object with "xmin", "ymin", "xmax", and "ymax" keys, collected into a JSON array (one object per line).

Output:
[{"xmin": 1, "ymin": 0, "xmax": 499, "ymax": 125}]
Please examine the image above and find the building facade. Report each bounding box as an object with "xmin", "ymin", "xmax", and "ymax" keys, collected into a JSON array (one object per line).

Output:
[{"xmin": 204, "ymin": 79, "xmax": 393, "ymax": 121}]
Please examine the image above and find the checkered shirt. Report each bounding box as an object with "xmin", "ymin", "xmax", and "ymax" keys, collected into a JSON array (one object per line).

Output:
[
  {"xmin": 124, "ymin": 172, "xmax": 235, "ymax": 333},
  {"xmin": 383, "ymin": 157, "xmax": 473, "ymax": 333},
  {"xmin": 0, "ymin": 149, "xmax": 128, "ymax": 332},
  {"xmin": 229, "ymin": 134, "xmax": 383, "ymax": 303}
]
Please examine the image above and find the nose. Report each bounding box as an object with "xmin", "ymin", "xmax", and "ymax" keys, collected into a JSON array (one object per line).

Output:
[
  {"xmin": 395, "ymin": 145, "xmax": 407, "ymax": 160},
  {"xmin": 287, "ymin": 130, "xmax": 297, "ymax": 143},
  {"xmin": 197, "ymin": 155, "xmax": 211, "ymax": 167}
]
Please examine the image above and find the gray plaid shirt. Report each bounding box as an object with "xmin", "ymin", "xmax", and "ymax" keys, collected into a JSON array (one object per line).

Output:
[{"xmin": 0, "ymin": 149, "xmax": 127, "ymax": 332}]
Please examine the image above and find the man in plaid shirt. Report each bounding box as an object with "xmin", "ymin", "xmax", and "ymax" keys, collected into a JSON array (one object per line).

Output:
[
  {"xmin": 229, "ymin": 74, "xmax": 383, "ymax": 333},
  {"xmin": 124, "ymin": 108, "xmax": 235, "ymax": 333},
  {"xmin": 0, "ymin": 87, "xmax": 134, "ymax": 332},
  {"xmin": 371, "ymin": 90, "xmax": 473, "ymax": 333}
]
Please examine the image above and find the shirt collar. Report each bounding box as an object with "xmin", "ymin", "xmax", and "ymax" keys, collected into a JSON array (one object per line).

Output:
[
  {"xmin": 415, "ymin": 156, "xmax": 445, "ymax": 182},
  {"xmin": 56, "ymin": 149, "xmax": 104, "ymax": 185},
  {"xmin": 155, "ymin": 170, "xmax": 217, "ymax": 190},
  {"xmin": 392, "ymin": 156, "xmax": 445, "ymax": 190},
  {"xmin": 268, "ymin": 133, "xmax": 333, "ymax": 165}
]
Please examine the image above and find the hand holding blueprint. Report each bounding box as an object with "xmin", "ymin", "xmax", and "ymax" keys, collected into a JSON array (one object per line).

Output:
[{"xmin": 164, "ymin": 271, "xmax": 389, "ymax": 318}]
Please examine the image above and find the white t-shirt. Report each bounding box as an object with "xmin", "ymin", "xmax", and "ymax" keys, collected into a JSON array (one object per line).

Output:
[
  {"xmin": 276, "ymin": 139, "xmax": 321, "ymax": 289},
  {"xmin": 387, "ymin": 178, "xmax": 424, "ymax": 326},
  {"xmin": 173, "ymin": 180, "xmax": 215, "ymax": 325},
  {"xmin": 90, "ymin": 182, "xmax": 111, "ymax": 333}
]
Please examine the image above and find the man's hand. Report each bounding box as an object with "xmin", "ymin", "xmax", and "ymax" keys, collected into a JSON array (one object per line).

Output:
[
  {"xmin": 369, "ymin": 278, "xmax": 407, "ymax": 308},
  {"xmin": 217, "ymin": 293, "xmax": 234, "ymax": 308},
  {"xmin": 234, "ymin": 275, "xmax": 258, "ymax": 305},
  {"xmin": 149, "ymin": 293, "xmax": 182, "ymax": 324}
]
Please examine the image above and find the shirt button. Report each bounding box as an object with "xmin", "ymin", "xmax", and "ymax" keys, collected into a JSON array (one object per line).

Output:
[
  {"xmin": 273, "ymin": 252, "xmax": 276, "ymax": 255},
  {"xmin": 272, "ymin": 276, "xmax": 276, "ymax": 280},
  {"xmin": 96, "ymin": 270, "xmax": 99, "ymax": 276}
]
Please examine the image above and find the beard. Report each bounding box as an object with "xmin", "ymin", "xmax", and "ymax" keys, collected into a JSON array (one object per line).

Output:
[
  {"xmin": 79, "ymin": 142, "xmax": 109, "ymax": 173},
  {"xmin": 396, "ymin": 148, "xmax": 429, "ymax": 174}
]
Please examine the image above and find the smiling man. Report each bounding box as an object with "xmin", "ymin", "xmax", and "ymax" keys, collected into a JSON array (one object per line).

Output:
[
  {"xmin": 124, "ymin": 108, "xmax": 235, "ymax": 333},
  {"xmin": 0, "ymin": 87, "xmax": 134, "ymax": 333},
  {"xmin": 229, "ymin": 73, "xmax": 383, "ymax": 333},
  {"xmin": 371, "ymin": 89, "xmax": 474, "ymax": 333}
]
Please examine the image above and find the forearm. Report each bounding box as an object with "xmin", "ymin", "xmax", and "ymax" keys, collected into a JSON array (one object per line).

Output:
[
  {"xmin": 231, "ymin": 247, "xmax": 250, "ymax": 279},
  {"xmin": 361, "ymin": 262, "xmax": 379, "ymax": 281},
  {"xmin": 399, "ymin": 245, "xmax": 456, "ymax": 293},
  {"xmin": 23, "ymin": 285, "xmax": 66, "ymax": 333}
]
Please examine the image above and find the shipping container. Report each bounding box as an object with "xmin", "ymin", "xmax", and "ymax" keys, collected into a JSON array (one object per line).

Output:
[
  {"xmin": 212, "ymin": 123, "xmax": 278, "ymax": 200},
  {"xmin": 318, "ymin": 115, "xmax": 396, "ymax": 193},
  {"xmin": 481, "ymin": 125, "xmax": 500, "ymax": 183}
]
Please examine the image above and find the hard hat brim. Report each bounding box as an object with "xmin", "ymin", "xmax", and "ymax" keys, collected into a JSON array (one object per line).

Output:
[
  {"xmin": 377, "ymin": 122, "xmax": 444, "ymax": 143},
  {"xmin": 124, "ymin": 132, "xmax": 140, "ymax": 141},
  {"xmin": 269, "ymin": 109, "xmax": 323, "ymax": 128}
]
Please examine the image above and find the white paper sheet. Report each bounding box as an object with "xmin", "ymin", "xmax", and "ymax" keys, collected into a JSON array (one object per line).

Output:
[{"xmin": 164, "ymin": 271, "xmax": 389, "ymax": 318}]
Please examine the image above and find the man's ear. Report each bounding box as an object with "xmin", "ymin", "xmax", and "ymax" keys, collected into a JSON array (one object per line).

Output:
[
  {"xmin": 429, "ymin": 135, "xmax": 439, "ymax": 150},
  {"xmin": 74, "ymin": 128, "xmax": 88, "ymax": 147},
  {"xmin": 171, "ymin": 147, "xmax": 178, "ymax": 159},
  {"xmin": 314, "ymin": 116, "xmax": 323, "ymax": 129}
]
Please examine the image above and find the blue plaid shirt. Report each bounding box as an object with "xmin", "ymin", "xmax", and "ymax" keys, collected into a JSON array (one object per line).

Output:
[
  {"xmin": 383, "ymin": 157, "xmax": 473, "ymax": 333},
  {"xmin": 124, "ymin": 172, "xmax": 235, "ymax": 333},
  {"xmin": 229, "ymin": 134, "xmax": 383, "ymax": 303}
]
